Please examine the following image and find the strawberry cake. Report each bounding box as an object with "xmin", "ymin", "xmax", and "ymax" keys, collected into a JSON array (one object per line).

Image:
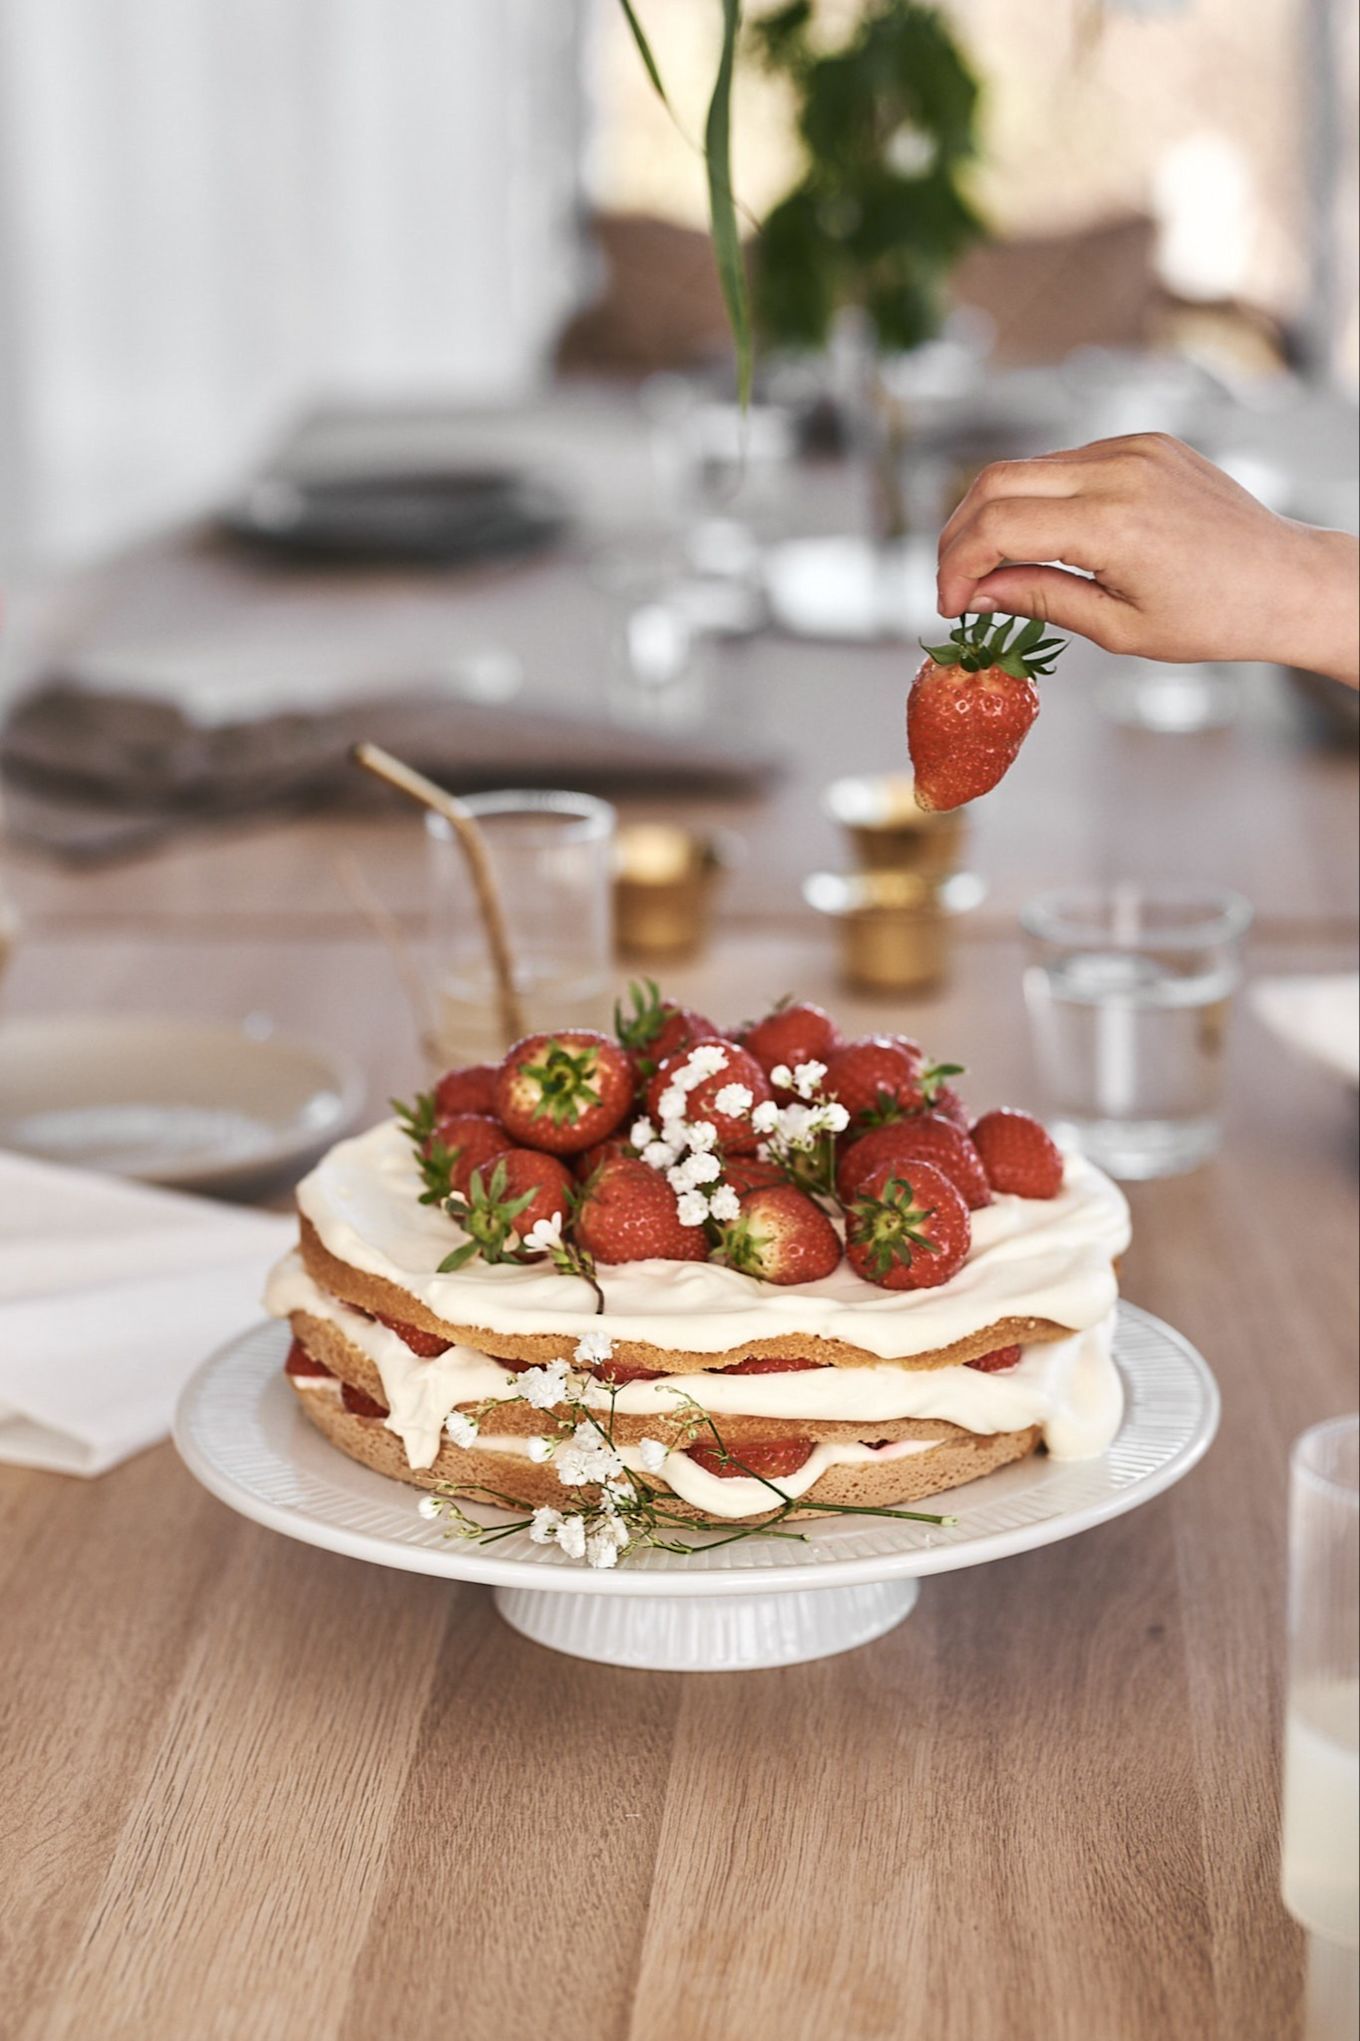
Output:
[{"xmin": 266, "ymin": 989, "xmax": 1131, "ymax": 1534}]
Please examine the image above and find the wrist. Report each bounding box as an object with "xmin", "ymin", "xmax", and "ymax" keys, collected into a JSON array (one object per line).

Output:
[{"xmin": 1268, "ymin": 522, "xmax": 1360, "ymax": 688}]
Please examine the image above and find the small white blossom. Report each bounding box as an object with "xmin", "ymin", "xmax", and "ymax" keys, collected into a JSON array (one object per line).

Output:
[
  {"xmin": 518, "ymin": 1359, "xmax": 572, "ymax": 1410},
  {"xmin": 417, "ymin": 1493, "xmax": 443, "ymax": 1520},
  {"xmin": 526, "ymin": 1435, "xmax": 554, "ymax": 1463},
  {"xmin": 778, "ymin": 1102, "xmax": 816, "ymax": 1147},
  {"xmin": 638, "ymin": 1437, "xmax": 669, "ymax": 1474},
  {"xmin": 820, "ymin": 1101, "xmax": 851, "ymax": 1133},
  {"xmin": 529, "ymin": 1505, "xmax": 564, "ymax": 1544},
  {"xmin": 769, "ymin": 1063, "xmax": 793, "ymax": 1089},
  {"xmin": 676, "ymin": 1189, "xmax": 711, "ymax": 1228},
  {"xmin": 556, "ymin": 1513, "xmax": 588, "ymax": 1559},
  {"xmin": 686, "ymin": 1043, "xmax": 729, "ymax": 1080},
  {"xmin": 642, "ymin": 1138, "xmax": 680, "ymax": 1170},
  {"xmin": 604, "ymin": 1475, "xmax": 634, "ymax": 1503},
  {"xmin": 574, "ymin": 1329, "xmax": 615, "ymax": 1366},
  {"xmin": 657, "ymin": 1085, "xmax": 688, "ymax": 1122},
  {"xmin": 586, "ymin": 1526, "xmax": 621, "ymax": 1569},
  {"xmin": 581, "ymin": 1377, "xmax": 615, "ymax": 1410},
  {"xmin": 444, "ymin": 1410, "xmax": 480, "ymax": 1448},
  {"xmin": 684, "ymin": 1120, "xmax": 718, "ymax": 1153},
  {"xmin": 709, "ymin": 1183, "xmax": 741, "ymax": 1222},
  {"xmin": 685, "ymin": 1149, "xmax": 721, "ymax": 1185},
  {"xmin": 751, "ymin": 1099, "xmax": 781, "ymax": 1136},
  {"xmin": 524, "ymin": 1214, "xmax": 563, "ymax": 1253},
  {"xmin": 555, "ymin": 1422, "xmax": 626, "ymax": 1487},
  {"xmin": 713, "ymin": 1083, "xmax": 754, "ymax": 1117},
  {"xmin": 630, "ymin": 1116, "xmax": 657, "ymax": 1149},
  {"xmin": 792, "ymin": 1060, "xmax": 827, "ymax": 1098}
]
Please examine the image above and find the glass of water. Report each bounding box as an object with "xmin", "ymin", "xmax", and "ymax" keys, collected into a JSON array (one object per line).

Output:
[
  {"xmin": 1021, "ymin": 883, "xmax": 1252, "ymax": 1179},
  {"xmin": 426, "ymin": 791, "xmax": 616, "ymax": 1066},
  {"xmin": 1282, "ymin": 1416, "xmax": 1359, "ymax": 2037}
]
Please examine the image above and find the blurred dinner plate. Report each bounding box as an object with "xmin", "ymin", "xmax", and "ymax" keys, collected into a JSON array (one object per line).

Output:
[
  {"xmin": 221, "ymin": 468, "xmax": 568, "ymax": 567},
  {"xmin": 1250, "ymin": 975, "xmax": 1360, "ymax": 1089},
  {"xmin": 0, "ymin": 1014, "xmax": 365, "ymax": 1193}
]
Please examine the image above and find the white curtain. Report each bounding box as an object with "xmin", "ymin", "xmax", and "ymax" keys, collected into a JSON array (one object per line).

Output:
[{"xmin": 0, "ymin": 0, "xmax": 586, "ymax": 569}]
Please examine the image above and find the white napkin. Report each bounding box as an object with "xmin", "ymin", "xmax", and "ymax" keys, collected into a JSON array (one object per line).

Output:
[
  {"xmin": 1251, "ymin": 974, "xmax": 1360, "ymax": 1088},
  {"xmin": 0, "ymin": 1149, "xmax": 293, "ymax": 1476}
]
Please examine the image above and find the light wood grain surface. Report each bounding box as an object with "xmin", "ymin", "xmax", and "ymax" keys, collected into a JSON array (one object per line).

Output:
[{"xmin": 2, "ymin": 399, "xmax": 1357, "ymax": 2041}]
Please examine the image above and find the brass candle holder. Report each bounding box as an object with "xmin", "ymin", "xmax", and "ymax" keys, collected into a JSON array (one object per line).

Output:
[
  {"xmin": 804, "ymin": 870, "xmax": 949, "ymax": 994},
  {"xmin": 824, "ymin": 772, "xmax": 967, "ymax": 881},
  {"xmin": 613, "ymin": 823, "xmax": 739, "ymax": 961}
]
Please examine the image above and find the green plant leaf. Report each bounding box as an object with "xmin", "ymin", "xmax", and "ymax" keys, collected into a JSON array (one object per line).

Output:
[
  {"xmin": 705, "ymin": 0, "xmax": 753, "ymax": 407},
  {"xmin": 616, "ymin": 1, "xmax": 670, "ymax": 109}
]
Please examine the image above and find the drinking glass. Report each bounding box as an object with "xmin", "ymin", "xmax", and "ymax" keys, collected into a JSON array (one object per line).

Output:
[
  {"xmin": 426, "ymin": 791, "xmax": 615, "ymax": 1065},
  {"xmin": 1021, "ymin": 883, "xmax": 1252, "ymax": 1179},
  {"xmin": 1282, "ymin": 1417, "xmax": 1359, "ymax": 2038}
]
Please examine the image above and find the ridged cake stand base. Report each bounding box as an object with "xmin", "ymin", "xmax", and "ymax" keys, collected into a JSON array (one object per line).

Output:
[{"xmin": 492, "ymin": 1578, "xmax": 920, "ymax": 1671}]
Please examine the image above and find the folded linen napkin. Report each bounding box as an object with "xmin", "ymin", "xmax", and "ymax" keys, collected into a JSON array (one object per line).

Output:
[{"xmin": 0, "ymin": 1149, "xmax": 293, "ymax": 1475}]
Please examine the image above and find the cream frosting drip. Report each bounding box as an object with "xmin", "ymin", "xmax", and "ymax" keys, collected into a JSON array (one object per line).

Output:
[
  {"xmin": 267, "ymin": 1252, "xmax": 1124, "ymax": 1471},
  {"xmin": 293, "ymin": 1119, "xmax": 1130, "ymax": 1362}
]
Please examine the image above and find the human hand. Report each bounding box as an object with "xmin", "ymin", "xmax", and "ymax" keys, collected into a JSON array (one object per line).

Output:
[{"xmin": 936, "ymin": 432, "xmax": 1359, "ymax": 688}]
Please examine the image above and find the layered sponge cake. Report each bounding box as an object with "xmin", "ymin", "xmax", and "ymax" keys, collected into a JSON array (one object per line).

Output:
[{"xmin": 266, "ymin": 993, "xmax": 1130, "ymax": 1543}]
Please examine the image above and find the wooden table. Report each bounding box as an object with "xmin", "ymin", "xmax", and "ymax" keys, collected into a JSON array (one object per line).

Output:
[{"xmin": 2, "ymin": 398, "xmax": 1357, "ymax": 2041}]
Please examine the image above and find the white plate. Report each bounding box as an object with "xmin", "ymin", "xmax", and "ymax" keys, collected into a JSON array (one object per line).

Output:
[
  {"xmin": 175, "ymin": 1305, "xmax": 1218, "ymax": 1670},
  {"xmin": 0, "ymin": 1014, "xmax": 365, "ymax": 1192},
  {"xmin": 1250, "ymin": 975, "xmax": 1360, "ymax": 1090}
]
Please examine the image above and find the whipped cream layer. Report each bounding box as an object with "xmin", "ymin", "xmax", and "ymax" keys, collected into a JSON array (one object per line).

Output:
[
  {"xmin": 295, "ymin": 1119, "xmax": 1130, "ymax": 1362},
  {"xmin": 268, "ymin": 1252, "xmax": 1124, "ymax": 1471}
]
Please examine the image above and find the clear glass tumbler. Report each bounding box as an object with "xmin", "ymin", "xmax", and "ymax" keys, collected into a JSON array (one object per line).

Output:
[
  {"xmin": 426, "ymin": 790, "xmax": 616, "ymax": 1065},
  {"xmin": 1021, "ymin": 883, "xmax": 1252, "ymax": 1179}
]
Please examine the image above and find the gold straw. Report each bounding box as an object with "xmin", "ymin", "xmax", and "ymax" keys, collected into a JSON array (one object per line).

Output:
[{"xmin": 351, "ymin": 742, "xmax": 526, "ymax": 1050}]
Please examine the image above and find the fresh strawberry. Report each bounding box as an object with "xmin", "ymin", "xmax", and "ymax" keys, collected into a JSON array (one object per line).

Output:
[
  {"xmin": 285, "ymin": 1339, "xmax": 333, "ymax": 1379},
  {"xmin": 687, "ymin": 1437, "xmax": 815, "ymax": 1481},
  {"xmin": 722, "ymin": 1154, "xmax": 787, "ymax": 1196},
  {"xmin": 835, "ymin": 1115, "xmax": 991, "ymax": 1211},
  {"xmin": 644, "ymin": 1039, "xmax": 772, "ymax": 1155},
  {"xmin": 573, "ymin": 1135, "xmax": 636, "ymax": 1183},
  {"xmin": 714, "ymin": 1185, "xmax": 842, "ymax": 1286},
  {"xmin": 574, "ymin": 1156, "xmax": 710, "ymax": 1265},
  {"xmin": 966, "ymin": 1345, "xmax": 1023, "ymax": 1372},
  {"xmin": 341, "ymin": 1381, "xmax": 389, "ymax": 1419},
  {"xmin": 373, "ymin": 1314, "xmax": 451, "ymax": 1358},
  {"xmin": 822, "ymin": 1036, "xmax": 924, "ymax": 1122},
  {"xmin": 614, "ymin": 979, "xmax": 717, "ymax": 1079},
  {"xmin": 908, "ymin": 614, "xmax": 1066, "ymax": 811},
  {"xmin": 845, "ymin": 1159, "xmax": 970, "ymax": 1290},
  {"xmin": 969, "ymin": 1109, "xmax": 1064, "ymax": 1199},
  {"xmin": 433, "ymin": 1062, "xmax": 500, "ymax": 1118},
  {"xmin": 495, "ymin": 1030, "xmax": 634, "ymax": 1155},
  {"xmin": 741, "ymin": 1000, "xmax": 844, "ymax": 1094},
  {"xmin": 720, "ymin": 1355, "xmax": 829, "ymax": 1374},
  {"xmin": 930, "ymin": 1082, "xmax": 971, "ymax": 1131},
  {"xmin": 429, "ymin": 1112, "xmax": 513, "ymax": 1197},
  {"xmin": 438, "ymin": 1150, "xmax": 574, "ymax": 1271}
]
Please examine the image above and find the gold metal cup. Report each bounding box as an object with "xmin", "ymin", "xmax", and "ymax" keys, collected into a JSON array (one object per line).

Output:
[
  {"xmin": 804, "ymin": 870, "xmax": 948, "ymax": 994},
  {"xmin": 613, "ymin": 823, "xmax": 739, "ymax": 961},
  {"xmin": 824, "ymin": 772, "xmax": 966, "ymax": 881}
]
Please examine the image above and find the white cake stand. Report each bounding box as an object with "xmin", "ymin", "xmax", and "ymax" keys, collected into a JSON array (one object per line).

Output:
[{"xmin": 174, "ymin": 1305, "xmax": 1217, "ymax": 1672}]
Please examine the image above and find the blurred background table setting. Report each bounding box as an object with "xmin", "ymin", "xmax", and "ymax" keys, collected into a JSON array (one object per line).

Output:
[{"xmin": 0, "ymin": 2, "xmax": 1356, "ymax": 2037}]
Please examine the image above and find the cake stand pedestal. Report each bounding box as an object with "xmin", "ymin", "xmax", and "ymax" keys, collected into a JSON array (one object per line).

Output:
[{"xmin": 493, "ymin": 1577, "xmax": 918, "ymax": 1671}]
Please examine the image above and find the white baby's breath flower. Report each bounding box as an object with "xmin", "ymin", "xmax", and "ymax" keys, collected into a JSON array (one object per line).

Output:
[
  {"xmin": 769, "ymin": 1063, "xmax": 793, "ymax": 1090},
  {"xmin": 638, "ymin": 1437, "xmax": 669, "ymax": 1474},
  {"xmin": 820, "ymin": 1101, "xmax": 850, "ymax": 1133},
  {"xmin": 417, "ymin": 1493, "xmax": 443, "ymax": 1520},
  {"xmin": 518, "ymin": 1359, "xmax": 572, "ymax": 1410},
  {"xmin": 657, "ymin": 1085, "xmax": 688, "ymax": 1122},
  {"xmin": 751, "ymin": 1099, "xmax": 781, "ymax": 1136},
  {"xmin": 683, "ymin": 1119, "xmax": 717, "ymax": 1153},
  {"xmin": 586, "ymin": 1526, "xmax": 622, "ymax": 1569},
  {"xmin": 793, "ymin": 1060, "xmax": 827, "ymax": 1098},
  {"xmin": 555, "ymin": 1422, "xmax": 626, "ymax": 1488},
  {"xmin": 667, "ymin": 1159, "xmax": 699, "ymax": 1194},
  {"xmin": 630, "ymin": 1117, "xmax": 657, "ymax": 1149},
  {"xmin": 675, "ymin": 1189, "xmax": 711, "ymax": 1228},
  {"xmin": 685, "ymin": 1149, "xmax": 721, "ymax": 1185},
  {"xmin": 642, "ymin": 1139, "xmax": 679, "ymax": 1170},
  {"xmin": 713, "ymin": 1083, "xmax": 754, "ymax": 1117},
  {"xmin": 778, "ymin": 1103, "xmax": 815, "ymax": 1147},
  {"xmin": 709, "ymin": 1183, "xmax": 741, "ymax": 1223},
  {"xmin": 529, "ymin": 1505, "xmax": 564, "ymax": 1544},
  {"xmin": 526, "ymin": 1436, "xmax": 554, "ymax": 1463},
  {"xmin": 555, "ymin": 1513, "xmax": 588, "ymax": 1560},
  {"xmin": 603, "ymin": 1475, "xmax": 634, "ymax": 1504},
  {"xmin": 581, "ymin": 1378, "xmax": 614, "ymax": 1410},
  {"xmin": 444, "ymin": 1410, "xmax": 480, "ymax": 1448},
  {"xmin": 523, "ymin": 1214, "xmax": 563, "ymax": 1253},
  {"xmin": 687, "ymin": 1043, "xmax": 729, "ymax": 1080},
  {"xmin": 574, "ymin": 1329, "xmax": 615, "ymax": 1366}
]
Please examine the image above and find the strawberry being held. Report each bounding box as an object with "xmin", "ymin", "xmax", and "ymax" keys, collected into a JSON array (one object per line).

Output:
[{"xmin": 908, "ymin": 613, "xmax": 1066, "ymax": 812}]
